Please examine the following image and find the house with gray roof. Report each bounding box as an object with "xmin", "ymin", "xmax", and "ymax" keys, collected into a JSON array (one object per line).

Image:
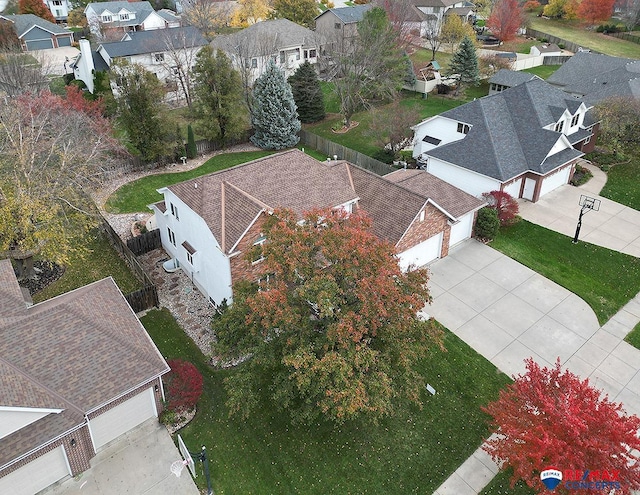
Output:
[
  {"xmin": 149, "ymin": 149, "xmax": 484, "ymax": 304},
  {"xmin": 84, "ymin": 1, "xmax": 169, "ymax": 40},
  {"xmin": 0, "ymin": 14, "xmax": 74, "ymax": 51},
  {"xmin": 0, "ymin": 259, "xmax": 169, "ymax": 495},
  {"xmin": 412, "ymin": 78, "xmax": 597, "ymax": 203},
  {"xmin": 547, "ymin": 51, "xmax": 640, "ymax": 104},
  {"xmin": 489, "ymin": 69, "xmax": 540, "ymax": 95},
  {"xmin": 210, "ymin": 18, "xmax": 320, "ymax": 85},
  {"xmin": 314, "ymin": 5, "xmax": 372, "ymax": 53}
]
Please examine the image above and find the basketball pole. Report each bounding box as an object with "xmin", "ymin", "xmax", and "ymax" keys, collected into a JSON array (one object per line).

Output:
[
  {"xmin": 189, "ymin": 446, "xmax": 213, "ymax": 495},
  {"xmin": 572, "ymin": 202, "xmax": 589, "ymax": 244}
]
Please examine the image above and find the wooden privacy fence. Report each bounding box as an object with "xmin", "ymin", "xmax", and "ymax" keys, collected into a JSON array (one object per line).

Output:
[
  {"xmin": 101, "ymin": 218, "xmax": 159, "ymax": 313},
  {"xmin": 299, "ymin": 130, "xmax": 393, "ymax": 176},
  {"xmin": 126, "ymin": 229, "xmax": 162, "ymax": 255},
  {"xmin": 607, "ymin": 31, "xmax": 640, "ymax": 45}
]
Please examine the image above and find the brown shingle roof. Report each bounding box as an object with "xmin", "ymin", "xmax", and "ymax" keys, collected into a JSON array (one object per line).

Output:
[
  {"xmin": 167, "ymin": 150, "xmax": 359, "ymax": 254},
  {"xmin": 385, "ymin": 169, "xmax": 486, "ymax": 218},
  {"xmin": 0, "ymin": 260, "xmax": 169, "ymax": 467}
]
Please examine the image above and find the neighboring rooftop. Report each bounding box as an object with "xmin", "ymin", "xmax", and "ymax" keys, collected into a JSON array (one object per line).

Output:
[
  {"xmin": 315, "ymin": 4, "xmax": 373, "ymax": 23},
  {"xmin": 0, "ymin": 13, "xmax": 72, "ymax": 36},
  {"xmin": 98, "ymin": 26, "xmax": 208, "ymax": 57},
  {"xmin": 489, "ymin": 69, "xmax": 540, "ymax": 88}
]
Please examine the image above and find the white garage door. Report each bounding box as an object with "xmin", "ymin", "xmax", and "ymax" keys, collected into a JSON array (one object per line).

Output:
[
  {"xmin": 398, "ymin": 233, "xmax": 443, "ymax": 271},
  {"xmin": 449, "ymin": 213, "xmax": 474, "ymax": 247},
  {"xmin": 0, "ymin": 446, "xmax": 70, "ymax": 495},
  {"xmin": 502, "ymin": 178, "xmax": 522, "ymax": 198},
  {"xmin": 89, "ymin": 388, "xmax": 156, "ymax": 451},
  {"xmin": 539, "ymin": 166, "xmax": 571, "ymax": 198}
]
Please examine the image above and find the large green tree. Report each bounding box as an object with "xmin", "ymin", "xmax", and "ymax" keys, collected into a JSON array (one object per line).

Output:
[
  {"xmin": 287, "ymin": 61, "xmax": 325, "ymax": 124},
  {"xmin": 250, "ymin": 60, "xmax": 300, "ymax": 150},
  {"xmin": 449, "ymin": 35, "xmax": 480, "ymax": 91},
  {"xmin": 332, "ymin": 7, "xmax": 405, "ymax": 125},
  {"xmin": 213, "ymin": 207, "xmax": 442, "ymax": 424},
  {"xmin": 594, "ymin": 96, "xmax": 640, "ymax": 151},
  {"xmin": 111, "ymin": 61, "xmax": 174, "ymax": 162},
  {"xmin": 270, "ymin": 0, "xmax": 318, "ymax": 27},
  {"xmin": 192, "ymin": 46, "xmax": 249, "ymax": 145}
]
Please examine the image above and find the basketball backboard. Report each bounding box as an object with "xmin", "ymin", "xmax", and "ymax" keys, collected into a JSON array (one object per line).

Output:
[{"xmin": 178, "ymin": 434, "xmax": 196, "ymax": 479}]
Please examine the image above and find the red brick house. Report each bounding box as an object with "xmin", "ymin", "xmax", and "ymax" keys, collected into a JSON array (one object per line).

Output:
[
  {"xmin": 0, "ymin": 260, "xmax": 169, "ymax": 495},
  {"xmin": 150, "ymin": 150, "xmax": 485, "ymax": 305}
]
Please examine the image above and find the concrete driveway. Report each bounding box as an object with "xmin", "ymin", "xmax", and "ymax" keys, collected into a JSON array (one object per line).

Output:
[
  {"xmin": 425, "ymin": 240, "xmax": 640, "ymax": 416},
  {"xmin": 44, "ymin": 419, "xmax": 199, "ymax": 495}
]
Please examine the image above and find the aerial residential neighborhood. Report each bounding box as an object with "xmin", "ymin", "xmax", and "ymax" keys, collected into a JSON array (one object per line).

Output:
[{"xmin": 1, "ymin": 0, "xmax": 640, "ymax": 493}]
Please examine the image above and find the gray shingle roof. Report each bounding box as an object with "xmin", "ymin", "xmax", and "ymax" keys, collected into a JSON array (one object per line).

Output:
[
  {"xmin": 317, "ymin": 4, "xmax": 373, "ymax": 23},
  {"xmin": 1, "ymin": 14, "xmax": 72, "ymax": 37},
  {"xmin": 0, "ymin": 260, "xmax": 169, "ymax": 467},
  {"xmin": 211, "ymin": 19, "xmax": 318, "ymax": 57},
  {"xmin": 86, "ymin": 0, "xmax": 155, "ymax": 20},
  {"xmin": 99, "ymin": 26, "xmax": 207, "ymax": 58},
  {"xmin": 427, "ymin": 78, "xmax": 586, "ymax": 181},
  {"xmin": 489, "ymin": 69, "xmax": 539, "ymax": 88},
  {"xmin": 547, "ymin": 51, "xmax": 640, "ymax": 104}
]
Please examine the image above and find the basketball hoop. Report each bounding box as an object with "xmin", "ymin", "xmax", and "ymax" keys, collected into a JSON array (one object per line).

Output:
[{"xmin": 170, "ymin": 459, "xmax": 188, "ymax": 478}]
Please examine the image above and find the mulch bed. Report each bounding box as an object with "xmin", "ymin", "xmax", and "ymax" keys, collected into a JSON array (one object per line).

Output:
[{"xmin": 18, "ymin": 261, "xmax": 65, "ymax": 295}]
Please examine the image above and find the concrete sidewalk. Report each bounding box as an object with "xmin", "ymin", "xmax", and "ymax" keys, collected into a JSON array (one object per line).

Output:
[{"xmin": 518, "ymin": 161, "xmax": 640, "ymax": 257}]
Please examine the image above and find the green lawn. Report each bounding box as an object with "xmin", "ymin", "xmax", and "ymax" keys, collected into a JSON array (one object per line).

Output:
[
  {"xmin": 492, "ymin": 220, "xmax": 640, "ymax": 325},
  {"xmin": 591, "ymin": 151, "xmax": 640, "ymax": 210},
  {"xmin": 625, "ymin": 321, "xmax": 640, "ymax": 349},
  {"xmin": 528, "ymin": 16, "xmax": 640, "ymax": 58},
  {"xmin": 522, "ymin": 64, "xmax": 561, "ymax": 80},
  {"xmin": 33, "ymin": 229, "xmax": 142, "ymax": 303},
  {"xmin": 481, "ymin": 469, "xmax": 535, "ymax": 495},
  {"xmin": 105, "ymin": 151, "xmax": 272, "ymax": 214},
  {"xmin": 142, "ymin": 308, "xmax": 511, "ymax": 495}
]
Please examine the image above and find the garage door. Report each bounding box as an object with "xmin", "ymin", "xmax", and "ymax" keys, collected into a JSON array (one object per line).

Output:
[
  {"xmin": 449, "ymin": 213, "xmax": 474, "ymax": 247},
  {"xmin": 89, "ymin": 388, "xmax": 157, "ymax": 451},
  {"xmin": 0, "ymin": 446, "xmax": 70, "ymax": 495},
  {"xmin": 398, "ymin": 233, "xmax": 443, "ymax": 271},
  {"xmin": 57, "ymin": 36, "xmax": 72, "ymax": 47},
  {"xmin": 502, "ymin": 178, "xmax": 522, "ymax": 198},
  {"xmin": 25, "ymin": 39, "xmax": 54, "ymax": 51},
  {"xmin": 539, "ymin": 166, "xmax": 571, "ymax": 198}
]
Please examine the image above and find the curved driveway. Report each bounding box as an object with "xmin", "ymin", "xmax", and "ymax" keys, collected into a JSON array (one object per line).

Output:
[{"xmin": 424, "ymin": 239, "xmax": 640, "ymax": 416}]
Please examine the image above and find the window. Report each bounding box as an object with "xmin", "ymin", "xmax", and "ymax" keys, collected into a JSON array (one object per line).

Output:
[
  {"xmin": 154, "ymin": 53, "xmax": 165, "ymax": 63},
  {"xmin": 457, "ymin": 122, "xmax": 470, "ymax": 134},
  {"xmin": 304, "ymin": 50, "xmax": 308, "ymax": 59},
  {"xmin": 295, "ymin": 48, "xmax": 300, "ymax": 60},
  {"xmin": 172, "ymin": 66, "xmax": 179, "ymax": 75},
  {"xmin": 167, "ymin": 227, "xmax": 176, "ymax": 246},
  {"xmin": 170, "ymin": 202, "xmax": 179, "ymax": 220},
  {"xmin": 571, "ymin": 113, "xmax": 579, "ymax": 127},
  {"xmin": 309, "ymin": 49, "xmax": 316, "ymax": 58},
  {"xmin": 52, "ymin": 0, "xmax": 62, "ymax": 5},
  {"xmin": 419, "ymin": 210, "xmax": 425, "ymax": 222},
  {"xmin": 334, "ymin": 22, "xmax": 342, "ymax": 29},
  {"xmin": 583, "ymin": 135, "xmax": 591, "ymax": 145},
  {"xmin": 120, "ymin": 13, "xmax": 129, "ymax": 20},
  {"xmin": 279, "ymin": 51, "xmax": 285, "ymax": 64},
  {"xmin": 555, "ymin": 120, "xmax": 564, "ymax": 133},
  {"xmin": 252, "ymin": 234, "xmax": 267, "ymax": 264},
  {"xmin": 102, "ymin": 15, "xmax": 112, "ymax": 22},
  {"xmin": 55, "ymin": 9, "xmax": 62, "ymax": 16},
  {"xmin": 182, "ymin": 241, "xmax": 196, "ymax": 265},
  {"xmin": 251, "ymin": 58, "xmax": 257, "ymax": 68}
]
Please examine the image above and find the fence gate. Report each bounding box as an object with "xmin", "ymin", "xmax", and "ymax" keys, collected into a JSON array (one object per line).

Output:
[{"xmin": 126, "ymin": 229, "xmax": 162, "ymax": 255}]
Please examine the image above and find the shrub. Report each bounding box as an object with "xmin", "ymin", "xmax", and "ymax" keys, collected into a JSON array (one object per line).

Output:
[
  {"xmin": 186, "ymin": 125, "xmax": 197, "ymax": 159},
  {"xmin": 569, "ymin": 163, "xmax": 593, "ymax": 186},
  {"xmin": 475, "ymin": 207, "xmax": 500, "ymax": 240},
  {"xmin": 164, "ymin": 359, "xmax": 203, "ymax": 411},
  {"xmin": 482, "ymin": 190, "xmax": 519, "ymax": 226},
  {"xmin": 523, "ymin": 0, "xmax": 541, "ymax": 11},
  {"xmin": 373, "ymin": 148, "xmax": 395, "ymax": 164}
]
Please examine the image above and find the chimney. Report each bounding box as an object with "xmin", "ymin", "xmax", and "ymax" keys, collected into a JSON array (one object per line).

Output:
[{"xmin": 79, "ymin": 38, "xmax": 96, "ymax": 94}]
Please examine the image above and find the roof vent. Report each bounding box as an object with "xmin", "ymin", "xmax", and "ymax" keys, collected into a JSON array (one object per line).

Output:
[{"xmin": 194, "ymin": 183, "xmax": 198, "ymax": 188}]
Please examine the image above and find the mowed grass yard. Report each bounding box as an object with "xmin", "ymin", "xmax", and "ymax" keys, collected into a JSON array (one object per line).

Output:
[
  {"xmin": 589, "ymin": 150, "xmax": 640, "ymax": 211},
  {"xmin": 528, "ymin": 16, "xmax": 640, "ymax": 58},
  {"xmin": 142, "ymin": 308, "xmax": 511, "ymax": 495},
  {"xmin": 491, "ymin": 220, "xmax": 640, "ymax": 325},
  {"xmin": 105, "ymin": 151, "xmax": 272, "ymax": 214}
]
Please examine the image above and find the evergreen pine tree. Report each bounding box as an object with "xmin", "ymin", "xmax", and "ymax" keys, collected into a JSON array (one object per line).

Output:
[
  {"xmin": 250, "ymin": 60, "xmax": 301, "ymax": 150},
  {"xmin": 288, "ymin": 61, "xmax": 325, "ymax": 124},
  {"xmin": 403, "ymin": 53, "xmax": 417, "ymax": 87},
  {"xmin": 186, "ymin": 124, "xmax": 197, "ymax": 159},
  {"xmin": 175, "ymin": 124, "xmax": 186, "ymax": 160},
  {"xmin": 450, "ymin": 36, "xmax": 480, "ymax": 89}
]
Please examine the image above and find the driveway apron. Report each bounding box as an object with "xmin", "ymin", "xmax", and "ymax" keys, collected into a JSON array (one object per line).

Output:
[{"xmin": 425, "ymin": 239, "xmax": 640, "ymax": 417}]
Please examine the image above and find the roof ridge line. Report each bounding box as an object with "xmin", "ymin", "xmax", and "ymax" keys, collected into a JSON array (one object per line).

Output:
[{"xmin": 223, "ymin": 180, "xmax": 272, "ymax": 211}]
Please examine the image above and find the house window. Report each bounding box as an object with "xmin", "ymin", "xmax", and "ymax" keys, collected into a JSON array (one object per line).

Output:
[
  {"xmin": 571, "ymin": 113, "xmax": 579, "ymax": 127},
  {"xmin": 252, "ymin": 234, "xmax": 267, "ymax": 264},
  {"xmin": 419, "ymin": 210, "xmax": 425, "ymax": 222},
  {"xmin": 172, "ymin": 66, "xmax": 179, "ymax": 75},
  {"xmin": 555, "ymin": 120, "xmax": 564, "ymax": 133},
  {"xmin": 170, "ymin": 202, "xmax": 179, "ymax": 220},
  {"xmin": 102, "ymin": 15, "xmax": 112, "ymax": 22},
  {"xmin": 257, "ymin": 272, "xmax": 276, "ymax": 289},
  {"xmin": 167, "ymin": 228, "xmax": 176, "ymax": 246},
  {"xmin": 120, "ymin": 13, "xmax": 129, "ymax": 20},
  {"xmin": 295, "ymin": 48, "xmax": 300, "ymax": 60},
  {"xmin": 251, "ymin": 58, "xmax": 257, "ymax": 68},
  {"xmin": 457, "ymin": 122, "xmax": 470, "ymax": 134},
  {"xmin": 154, "ymin": 53, "xmax": 165, "ymax": 63},
  {"xmin": 583, "ymin": 135, "xmax": 591, "ymax": 145},
  {"xmin": 309, "ymin": 49, "xmax": 316, "ymax": 58},
  {"xmin": 55, "ymin": 9, "xmax": 62, "ymax": 16},
  {"xmin": 334, "ymin": 23, "xmax": 342, "ymax": 29},
  {"xmin": 52, "ymin": 0, "xmax": 62, "ymax": 5},
  {"xmin": 182, "ymin": 241, "xmax": 196, "ymax": 265},
  {"xmin": 304, "ymin": 50, "xmax": 308, "ymax": 59},
  {"xmin": 280, "ymin": 51, "xmax": 285, "ymax": 64}
]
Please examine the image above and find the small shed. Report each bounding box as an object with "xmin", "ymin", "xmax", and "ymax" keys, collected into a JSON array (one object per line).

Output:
[{"xmin": 530, "ymin": 43, "xmax": 562, "ymax": 57}]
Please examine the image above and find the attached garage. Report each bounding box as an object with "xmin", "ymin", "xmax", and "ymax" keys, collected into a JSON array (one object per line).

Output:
[
  {"xmin": 0, "ymin": 446, "xmax": 70, "ymax": 495},
  {"xmin": 539, "ymin": 165, "xmax": 571, "ymax": 198},
  {"xmin": 398, "ymin": 233, "xmax": 443, "ymax": 271},
  {"xmin": 57, "ymin": 36, "xmax": 73, "ymax": 47},
  {"xmin": 449, "ymin": 213, "xmax": 474, "ymax": 247},
  {"xmin": 502, "ymin": 178, "xmax": 522, "ymax": 198},
  {"xmin": 25, "ymin": 39, "xmax": 54, "ymax": 51},
  {"xmin": 89, "ymin": 388, "xmax": 157, "ymax": 451}
]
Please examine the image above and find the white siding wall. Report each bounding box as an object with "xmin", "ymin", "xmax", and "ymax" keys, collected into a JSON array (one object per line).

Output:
[
  {"xmin": 426, "ymin": 157, "xmax": 501, "ymax": 198},
  {"xmin": 539, "ymin": 165, "xmax": 571, "ymax": 197},
  {"xmin": 155, "ymin": 190, "xmax": 233, "ymax": 305},
  {"xmin": 412, "ymin": 116, "xmax": 468, "ymax": 158},
  {"xmin": 142, "ymin": 12, "xmax": 168, "ymax": 30}
]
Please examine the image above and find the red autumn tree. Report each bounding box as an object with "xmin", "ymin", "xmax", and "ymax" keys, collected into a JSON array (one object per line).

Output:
[
  {"xmin": 577, "ymin": 0, "xmax": 616, "ymax": 24},
  {"xmin": 487, "ymin": 0, "xmax": 525, "ymax": 42},
  {"xmin": 482, "ymin": 190, "xmax": 519, "ymax": 226},
  {"xmin": 213, "ymin": 207, "xmax": 443, "ymax": 423},
  {"xmin": 483, "ymin": 358, "xmax": 640, "ymax": 494},
  {"xmin": 164, "ymin": 360, "xmax": 204, "ymax": 411},
  {"xmin": 18, "ymin": 0, "xmax": 56, "ymax": 23}
]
